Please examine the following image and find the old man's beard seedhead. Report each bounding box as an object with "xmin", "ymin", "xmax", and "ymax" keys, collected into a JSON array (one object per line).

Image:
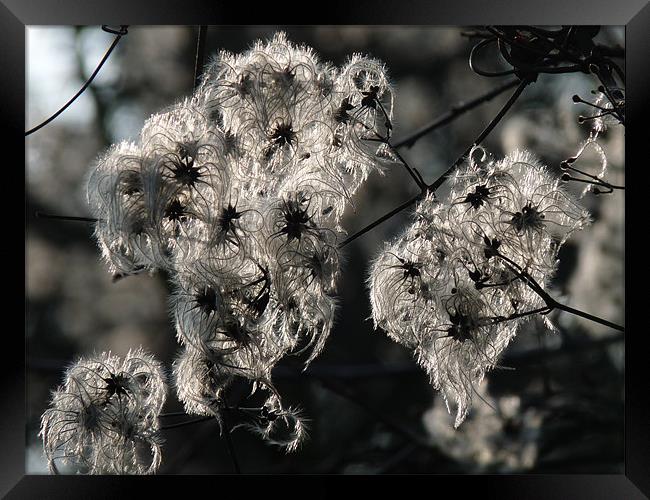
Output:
[
  {"xmin": 39, "ymin": 349, "xmax": 167, "ymax": 474},
  {"xmin": 369, "ymin": 147, "xmax": 590, "ymax": 428},
  {"xmin": 82, "ymin": 32, "xmax": 394, "ymax": 454}
]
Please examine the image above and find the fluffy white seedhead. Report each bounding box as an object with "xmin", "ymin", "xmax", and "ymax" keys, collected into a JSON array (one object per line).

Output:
[
  {"xmin": 40, "ymin": 349, "xmax": 167, "ymax": 474},
  {"xmin": 83, "ymin": 32, "xmax": 395, "ymax": 453},
  {"xmin": 196, "ymin": 32, "xmax": 394, "ymax": 218},
  {"xmin": 370, "ymin": 148, "xmax": 590, "ymax": 427}
]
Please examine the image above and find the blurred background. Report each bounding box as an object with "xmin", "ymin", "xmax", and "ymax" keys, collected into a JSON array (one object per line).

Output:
[{"xmin": 26, "ymin": 25, "xmax": 624, "ymax": 474}]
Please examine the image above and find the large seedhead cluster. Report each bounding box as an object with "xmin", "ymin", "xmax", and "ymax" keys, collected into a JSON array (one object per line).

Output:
[
  {"xmin": 369, "ymin": 148, "xmax": 590, "ymax": 427},
  {"xmin": 81, "ymin": 32, "xmax": 393, "ymax": 454}
]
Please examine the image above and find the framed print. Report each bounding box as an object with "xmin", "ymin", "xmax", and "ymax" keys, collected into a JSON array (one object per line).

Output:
[{"xmin": 6, "ymin": 0, "xmax": 648, "ymax": 497}]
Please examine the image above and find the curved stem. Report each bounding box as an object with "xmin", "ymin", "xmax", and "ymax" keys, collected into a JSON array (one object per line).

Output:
[
  {"xmin": 26, "ymin": 26, "xmax": 128, "ymax": 136},
  {"xmin": 469, "ymin": 36, "xmax": 517, "ymax": 78}
]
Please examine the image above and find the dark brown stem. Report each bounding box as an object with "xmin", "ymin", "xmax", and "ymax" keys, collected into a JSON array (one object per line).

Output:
[
  {"xmin": 220, "ymin": 410, "xmax": 242, "ymax": 474},
  {"xmin": 35, "ymin": 211, "xmax": 98, "ymax": 223},
  {"xmin": 161, "ymin": 416, "xmax": 212, "ymax": 430},
  {"xmin": 496, "ymin": 253, "xmax": 624, "ymax": 333},
  {"xmin": 193, "ymin": 26, "xmax": 208, "ymax": 90}
]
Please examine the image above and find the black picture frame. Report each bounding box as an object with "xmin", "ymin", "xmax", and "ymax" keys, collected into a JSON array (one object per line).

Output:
[{"xmin": 8, "ymin": 0, "xmax": 647, "ymax": 497}]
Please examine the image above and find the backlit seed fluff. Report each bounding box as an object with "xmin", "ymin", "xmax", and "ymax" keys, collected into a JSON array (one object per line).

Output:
[
  {"xmin": 369, "ymin": 148, "xmax": 590, "ymax": 427},
  {"xmin": 39, "ymin": 349, "xmax": 167, "ymax": 474},
  {"xmin": 83, "ymin": 32, "xmax": 395, "ymax": 454}
]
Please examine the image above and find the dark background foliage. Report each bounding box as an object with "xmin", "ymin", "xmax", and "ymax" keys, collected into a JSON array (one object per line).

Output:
[{"xmin": 26, "ymin": 25, "xmax": 624, "ymax": 474}]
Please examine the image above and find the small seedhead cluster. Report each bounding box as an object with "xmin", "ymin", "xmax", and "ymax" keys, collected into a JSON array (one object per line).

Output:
[{"xmin": 40, "ymin": 349, "xmax": 166, "ymax": 474}]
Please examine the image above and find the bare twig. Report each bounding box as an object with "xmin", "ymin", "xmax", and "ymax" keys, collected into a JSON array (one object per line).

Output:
[
  {"xmin": 161, "ymin": 416, "xmax": 213, "ymax": 430},
  {"xmin": 393, "ymin": 78, "xmax": 520, "ymax": 149},
  {"xmin": 496, "ymin": 252, "xmax": 624, "ymax": 332},
  {"xmin": 26, "ymin": 26, "xmax": 128, "ymax": 136},
  {"xmin": 193, "ymin": 26, "xmax": 208, "ymax": 90},
  {"xmin": 34, "ymin": 211, "xmax": 98, "ymax": 223}
]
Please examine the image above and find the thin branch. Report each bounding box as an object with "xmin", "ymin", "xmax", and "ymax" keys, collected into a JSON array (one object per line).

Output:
[
  {"xmin": 553, "ymin": 302, "xmax": 624, "ymax": 332},
  {"xmin": 338, "ymin": 77, "xmax": 531, "ymax": 249},
  {"xmin": 592, "ymin": 69, "xmax": 625, "ymax": 125},
  {"xmin": 562, "ymin": 175, "xmax": 624, "ymax": 193},
  {"xmin": 26, "ymin": 25, "xmax": 128, "ymax": 136},
  {"xmin": 34, "ymin": 211, "xmax": 98, "ymax": 223},
  {"xmin": 393, "ymin": 78, "xmax": 520, "ymax": 149},
  {"xmin": 363, "ymin": 122, "xmax": 424, "ymax": 190},
  {"xmin": 496, "ymin": 252, "xmax": 624, "ymax": 332},
  {"xmin": 193, "ymin": 26, "xmax": 208, "ymax": 90},
  {"xmin": 220, "ymin": 412, "xmax": 242, "ymax": 474},
  {"xmin": 161, "ymin": 416, "xmax": 213, "ymax": 430},
  {"xmin": 337, "ymin": 193, "xmax": 421, "ymax": 248},
  {"xmin": 486, "ymin": 306, "xmax": 553, "ymax": 325},
  {"xmin": 387, "ymin": 142, "xmax": 427, "ymax": 190},
  {"xmin": 427, "ymin": 76, "xmax": 532, "ymax": 192},
  {"xmin": 378, "ymin": 139, "xmax": 428, "ymax": 191},
  {"xmin": 474, "ymin": 26, "xmax": 625, "ymax": 128}
]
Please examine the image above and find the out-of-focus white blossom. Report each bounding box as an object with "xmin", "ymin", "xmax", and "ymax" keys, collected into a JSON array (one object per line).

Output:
[
  {"xmin": 40, "ymin": 349, "xmax": 167, "ymax": 474},
  {"xmin": 422, "ymin": 381, "xmax": 542, "ymax": 471}
]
